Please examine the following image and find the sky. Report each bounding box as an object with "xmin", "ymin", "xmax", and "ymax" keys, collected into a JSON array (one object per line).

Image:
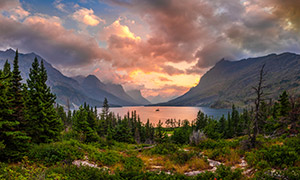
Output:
[{"xmin": 0, "ymin": 0, "xmax": 300, "ymax": 102}]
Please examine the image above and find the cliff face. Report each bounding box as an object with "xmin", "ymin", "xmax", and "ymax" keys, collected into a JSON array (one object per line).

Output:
[
  {"xmin": 126, "ymin": 90, "xmax": 151, "ymax": 105},
  {"xmin": 161, "ymin": 53, "xmax": 300, "ymax": 108}
]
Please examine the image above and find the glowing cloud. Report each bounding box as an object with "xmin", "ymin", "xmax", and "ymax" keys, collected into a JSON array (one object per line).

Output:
[{"xmin": 72, "ymin": 7, "xmax": 105, "ymax": 26}]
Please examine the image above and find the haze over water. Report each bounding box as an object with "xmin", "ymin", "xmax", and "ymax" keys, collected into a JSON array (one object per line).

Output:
[{"xmin": 98, "ymin": 106, "xmax": 232, "ymax": 125}]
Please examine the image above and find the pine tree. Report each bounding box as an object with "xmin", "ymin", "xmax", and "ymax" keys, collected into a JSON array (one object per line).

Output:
[
  {"xmin": 26, "ymin": 58, "xmax": 63, "ymax": 143},
  {"xmin": 231, "ymin": 104, "xmax": 239, "ymax": 136},
  {"xmin": 278, "ymin": 91, "xmax": 291, "ymax": 117},
  {"xmin": 218, "ymin": 115, "xmax": 226, "ymax": 135},
  {"xmin": 10, "ymin": 50, "xmax": 26, "ymax": 129},
  {"xmin": 0, "ymin": 54, "xmax": 30, "ymax": 161},
  {"xmin": 196, "ymin": 110, "xmax": 206, "ymax": 130}
]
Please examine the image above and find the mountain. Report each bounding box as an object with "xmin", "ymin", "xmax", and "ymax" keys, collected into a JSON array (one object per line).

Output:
[
  {"xmin": 148, "ymin": 95, "xmax": 178, "ymax": 104},
  {"xmin": 79, "ymin": 75, "xmax": 140, "ymax": 106},
  {"xmin": 126, "ymin": 90, "xmax": 151, "ymax": 105},
  {"xmin": 160, "ymin": 52, "xmax": 300, "ymax": 108},
  {"xmin": 0, "ymin": 49, "xmax": 148, "ymax": 108}
]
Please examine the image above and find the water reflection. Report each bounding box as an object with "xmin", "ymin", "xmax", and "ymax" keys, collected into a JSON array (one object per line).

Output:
[{"xmin": 98, "ymin": 106, "xmax": 232, "ymax": 125}]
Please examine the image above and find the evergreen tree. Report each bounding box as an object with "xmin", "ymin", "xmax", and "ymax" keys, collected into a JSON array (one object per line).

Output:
[
  {"xmin": 278, "ymin": 91, "xmax": 291, "ymax": 117},
  {"xmin": 218, "ymin": 115, "xmax": 226, "ymax": 135},
  {"xmin": 10, "ymin": 50, "xmax": 26, "ymax": 129},
  {"xmin": 3, "ymin": 60, "xmax": 11, "ymax": 76},
  {"xmin": 26, "ymin": 58, "xmax": 63, "ymax": 143},
  {"xmin": 155, "ymin": 120, "xmax": 167, "ymax": 143},
  {"xmin": 102, "ymin": 98, "xmax": 109, "ymax": 120},
  {"xmin": 195, "ymin": 111, "xmax": 206, "ymax": 130},
  {"xmin": 231, "ymin": 104, "xmax": 239, "ymax": 136},
  {"xmin": 226, "ymin": 112, "xmax": 234, "ymax": 138},
  {"xmin": 56, "ymin": 104, "xmax": 67, "ymax": 127},
  {"xmin": 0, "ymin": 55, "xmax": 30, "ymax": 161},
  {"xmin": 72, "ymin": 106, "xmax": 98, "ymax": 142}
]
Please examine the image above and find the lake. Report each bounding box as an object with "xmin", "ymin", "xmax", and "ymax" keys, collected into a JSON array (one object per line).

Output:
[{"xmin": 98, "ymin": 106, "xmax": 232, "ymax": 125}]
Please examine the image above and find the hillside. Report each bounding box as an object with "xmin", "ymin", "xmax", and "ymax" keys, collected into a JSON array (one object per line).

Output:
[{"xmin": 161, "ymin": 53, "xmax": 300, "ymax": 108}]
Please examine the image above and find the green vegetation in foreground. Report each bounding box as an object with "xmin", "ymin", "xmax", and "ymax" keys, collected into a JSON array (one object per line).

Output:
[{"xmin": 0, "ymin": 51, "xmax": 300, "ymax": 179}]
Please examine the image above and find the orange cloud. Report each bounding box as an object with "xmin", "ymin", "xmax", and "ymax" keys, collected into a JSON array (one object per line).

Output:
[{"xmin": 72, "ymin": 7, "xmax": 105, "ymax": 26}]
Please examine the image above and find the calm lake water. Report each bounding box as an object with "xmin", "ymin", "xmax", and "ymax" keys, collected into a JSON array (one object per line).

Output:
[{"xmin": 98, "ymin": 106, "xmax": 232, "ymax": 125}]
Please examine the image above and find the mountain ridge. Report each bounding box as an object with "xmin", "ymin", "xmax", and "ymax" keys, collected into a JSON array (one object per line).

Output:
[
  {"xmin": 0, "ymin": 49, "xmax": 149, "ymax": 108},
  {"xmin": 158, "ymin": 52, "xmax": 300, "ymax": 108}
]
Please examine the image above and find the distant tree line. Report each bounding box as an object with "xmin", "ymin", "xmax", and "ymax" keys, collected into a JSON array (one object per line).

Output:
[{"xmin": 169, "ymin": 90, "xmax": 300, "ymax": 147}]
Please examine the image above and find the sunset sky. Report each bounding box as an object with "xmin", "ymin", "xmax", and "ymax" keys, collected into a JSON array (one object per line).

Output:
[{"xmin": 0, "ymin": 0, "xmax": 300, "ymax": 101}]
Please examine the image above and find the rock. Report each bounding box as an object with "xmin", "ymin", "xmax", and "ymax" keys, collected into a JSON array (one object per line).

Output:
[{"xmin": 72, "ymin": 160, "xmax": 99, "ymax": 169}]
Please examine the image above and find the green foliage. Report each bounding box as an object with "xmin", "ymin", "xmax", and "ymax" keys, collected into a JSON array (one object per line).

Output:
[
  {"xmin": 170, "ymin": 150, "xmax": 197, "ymax": 165},
  {"xmin": 149, "ymin": 143, "xmax": 179, "ymax": 155},
  {"xmin": 123, "ymin": 156, "xmax": 144, "ymax": 172},
  {"xmin": 28, "ymin": 141, "xmax": 84, "ymax": 165},
  {"xmin": 45, "ymin": 165, "xmax": 109, "ymax": 180},
  {"xmin": 26, "ymin": 58, "xmax": 63, "ymax": 143},
  {"xmin": 0, "ymin": 51, "xmax": 30, "ymax": 162},
  {"xmin": 246, "ymin": 144, "xmax": 299, "ymax": 169},
  {"xmin": 89, "ymin": 150, "xmax": 122, "ymax": 166},
  {"xmin": 254, "ymin": 167, "xmax": 300, "ymax": 180},
  {"xmin": 215, "ymin": 164, "xmax": 243, "ymax": 180},
  {"xmin": 278, "ymin": 91, "xmax": 291, "ymax": 117},
  {"xmin": 72, "ymin": 106, "xmax": 99, "ymax": 142},
  {"xmin": 198, "ymin": 138, "xmax": 240, "ymax": 150},
  {"xmin": 171, "ymin": 120, "xmax": 191, "ymax": 144}
]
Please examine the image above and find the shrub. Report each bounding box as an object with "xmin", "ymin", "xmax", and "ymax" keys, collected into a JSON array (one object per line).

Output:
[
  {"xmin": 28, "ymin": 141, "xmax": 84, "ymax": 165},
  {"xmin": 246, "ymin": 144, "xmax": 299, "ymax": 169},
  {"xmin": 215, "ymin": 164, "xmax": 243, "ymax": 180},
  {"xmin": 89, "ymin": 150, "xmax": 122, "ymax": 166},
  {"xmin": 170, "ymin": 150, "xmax": 197, "ymax": 165},
  {"xmin": 149, "ymin": 143, "xmax": 179, "ymax": 155},
  {"xmin": 254, "ymin": 167, "xmax": 300, "ymax": 180},
  {"xmin": 123, "ymin": 156, "xmax": 144, "ymax": 172},
  {"xmin": 195, "ymin": 165, "xmax": 243, "ymax": 180},
  {"xmin": 45, "ymin": 165, "xmax": 110, "ymax": 180}
]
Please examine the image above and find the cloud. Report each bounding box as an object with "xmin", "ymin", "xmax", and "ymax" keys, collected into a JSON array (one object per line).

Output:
[
  {"xmin": 53, "ymin": 0, "xmax": 67, "ymax": 13},
  {"xmin": 0, "ymin": 13, "xmax": 110, "ymax": 67},
  {"xmin": 101, "ymin": 18, "xmax": 140, "ymax": 40},
  {"xmin": 0, "ymin": 0, "xmax": 19, "ymax": 10},
  {"xmin": 104, "ymin": 0, "xmax": 300, "ymax": 70},
  {"xmin": 72, "ymin": 7, "xmax": 105, "ymax": 26},
  {"xmin": 142, "ymin": 84, "xmax": 190, "ymax": 98},
  {"xmin": 158, "ymin": 77, "xmax": 171, "ymax": 82},
  {"xmin": 0, "ymin": 0, "xmax": 29, "ymax": 21}
]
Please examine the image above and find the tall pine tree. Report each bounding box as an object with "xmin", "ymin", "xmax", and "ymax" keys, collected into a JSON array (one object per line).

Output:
[
  {"xmin": 0, "ymin": 52, "xmax": 30, "ymax": 161},
  {"xmin": 26, "ymin": 58, "xmax": 63, "ymax": 143}
]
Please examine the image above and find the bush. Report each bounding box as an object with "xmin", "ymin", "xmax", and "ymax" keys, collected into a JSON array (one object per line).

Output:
[
  {"xmin": 198, "ymin": 139, "xmax": 240, "ymax": 150},
  {"xmin": 195, "ymin": 165, "xmax": 243, "ymax": 180},
  {"xmin": 246, "ymin": 144, "xmax": 299, "ymax": 169},
  {"xmin": 123, "ymin": 156, "xmax": 144, "ymax": 172},
  {"xmin": 170, "ymin": 150, "xmax": 197, "ymax": 165},
  {"xmin": 215, "ymin": 164, "xmax": 243, "ymax": 180},
  {"xmin": 46, "ymin": 165, "xmax": 110, "ymax": 180},
  {"xmin": 254, "ymin": 167, "xmax": 300, "ymax": 180},
  {"xmin": 28, "ymin": 141, "xmax": 84, "ymax": 165},
  {"xmin": 89, "ymin": 150, "xmax": 122, "ymax": 166},
  {"xmin": 149, "ymin": 143, "xmax": 179, "ymax": 155}
]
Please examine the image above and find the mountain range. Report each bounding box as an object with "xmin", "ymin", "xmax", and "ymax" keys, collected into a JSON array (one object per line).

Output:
[
  {"xmin": 0, "ymin": 49, "xmax": 150, "ymax": 108},
  {"xmin": 159, "ymin": 52, "xmax": 300, "ymax": 108}
]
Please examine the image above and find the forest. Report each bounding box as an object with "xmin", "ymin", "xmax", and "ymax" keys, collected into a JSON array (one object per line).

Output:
[{"xmin": 0, "ymin": 51, "xmax": 300, "ymax": 179}]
